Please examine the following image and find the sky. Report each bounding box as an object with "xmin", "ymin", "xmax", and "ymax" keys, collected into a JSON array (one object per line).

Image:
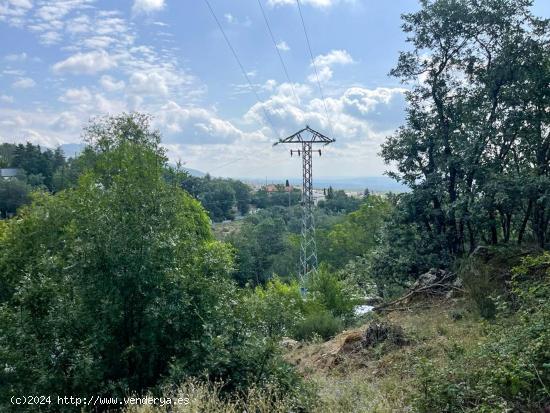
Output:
[{"xmin": 1, "ymin": 0, "xmax": 549, "ymax": 179}]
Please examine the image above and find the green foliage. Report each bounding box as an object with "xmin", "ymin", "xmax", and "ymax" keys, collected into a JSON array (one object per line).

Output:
[
  {"xmin": 318, "ymin": 195, "xmax": 391, "ymax": 268},
  {"xmin": 382, "ymin": 0, "xmax": 550, "ymax": 259},
  {"xmin": 317, "ymin": 188, "xmax": 362, "ymax": 214},
  {"xmin": 307, "ymin": 265, "xmax": 357, "ymax": 320},
  {"xmin": 251, "ymin": 186, "xmax": 301, "ymax": 209},
  {"xmin": 179, "ymin": 174, "xmax": 253, "ymax": 221},
  {"xmin": 245, "ymin": 267, "xmax": 358, "ymax": 342},
  {"xmin": 336, "ymin": 256, "xmax": 378, "ymax": 299},
  {"xmin": 0, "ymin": 177, "xmax": 31, "ymax": 218},
  {"xmin": 228, "ymin": 207, "xmax": 300, "ymax": 286},
  {"xmin": 369, "ymin": 193, "xmax": 452, "ymax": 298},
  {"xmin": 293, "ymin": 311, "xmax": 344, "ymax": 341},
  {"xmin": 412, "ymin": 252, "xmax": 550, "ymax": 412},
  {"xmin": 244, "ymin": 278, "xmax": 305, "ymax": 337},
  {"xmin": 0, "ymin": 114, "xmax": 299, "ymax": 411}
]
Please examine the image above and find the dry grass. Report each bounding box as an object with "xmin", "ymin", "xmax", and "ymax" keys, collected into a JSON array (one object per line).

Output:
[
  {"xmin": 124, "ymin": 380, "xmax": 304, "ymax": 413},
  {"xmin": 125, "ymin": 299, "xmax": 486, "ymax": 413}
]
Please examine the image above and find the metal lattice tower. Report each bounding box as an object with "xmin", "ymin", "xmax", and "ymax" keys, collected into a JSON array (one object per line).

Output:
[{"xmin": 274, "ymin": 126, "xmax": 335, "ymax": 282}]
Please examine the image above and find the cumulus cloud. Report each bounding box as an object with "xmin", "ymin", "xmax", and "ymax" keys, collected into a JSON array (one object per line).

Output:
[
  {"xmin": 313, "ymin": 49, "xmax": 354, "ymax": 67},
  {"xmin": 308, "ymin": 49, "xmax": 355, "ymax": 83},
  {"xmin": 58, "ymin": 87, "xmax": 93, "ymax": 104},
  {"xmin": 99, "ymin": 75, "xmax": 125, "ymax": 92},
  {"xmin": 40, "ymin": 31, "xmax": 62, "ymax": 45},
  {"xmin": 128, "ymin": 68, "xmax": 190, "ymax": 98},
  {"xmin": 132, "ymin": 0, "xmax": 165, "ymax": 14},
  {"xmin": 0, "ymin": 94, "xmax": 14, "ymax": 103},
  {"xmin": 12, "ymin": 77, "xmax": 36, "ymax": 88},
  {"xmin": 267, "ymin": 0, "xmax": 348, "ymax": 8},
  {"xmin": 52, "ymin": 50, "xmax": 117, "ymax": 75},
  {"xmin": 155, "ymin": 101, "xmax": 243, "ymax": 144},
  {"xmin": 244, "ymin": 83, "xmax": 405, "ymax": 141},
  {"xmin": 276, "ymin": 41, "xmax": 290, "ymax": 52},
  {"xmin": 308, "ymin": 66, "xmax": 332, "ymax": 83}
]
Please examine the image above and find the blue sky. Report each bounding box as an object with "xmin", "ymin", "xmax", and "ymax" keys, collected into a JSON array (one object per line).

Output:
[{"xmin": 1, "ymin": 0, "xmax": 549, "ymax": 178}]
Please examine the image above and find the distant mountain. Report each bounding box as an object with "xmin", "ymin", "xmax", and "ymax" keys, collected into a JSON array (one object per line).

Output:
[
  {"xmin": 243, "ymin": 176, "xmax": 408, "ymax": 193},
  {"xmin": 313, "ymin": 176, "xmax": 409, "ymax": 193},
  {"xmin": 184, "ymin": 168, "xmax": 206, "ymax": 177}
]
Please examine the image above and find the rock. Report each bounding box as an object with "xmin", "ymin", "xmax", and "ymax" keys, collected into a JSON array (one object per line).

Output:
[
  {"xmin": 280, "ymin": 337, "xmax": 300, "ymax": 350},
  {"xmin": 354, "ymin": 304, "xmax": 374, "ymax": 316}
]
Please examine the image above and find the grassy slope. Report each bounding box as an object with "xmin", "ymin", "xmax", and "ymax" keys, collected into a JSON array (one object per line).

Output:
[
  {"xmin": 123, "ymin": 299, "xmax": 487, "ymax": 412},
  {"xmin": 288, "ymin": 298, "xmax": 486, "ymax": 412}
]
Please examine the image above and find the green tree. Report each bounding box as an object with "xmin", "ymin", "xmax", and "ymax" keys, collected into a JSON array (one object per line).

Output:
[
  {"xmin": 381, "ymin": 0, "xmax": 549, "ymax": 258},
  {"xmin": 318, "ymin": 195, "xmax": 391, "ymax": 268},
  {"xmin": 0, "ymin": 178, "xmax": 31, "ymax": 218},
  {"xmin": 0, "ymin": 114, "xmax": 296, "ymax": 409}
]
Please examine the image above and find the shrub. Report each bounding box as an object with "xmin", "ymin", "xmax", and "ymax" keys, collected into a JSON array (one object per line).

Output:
[
  {"xmin": 124, "ymin": 378, "xmax": 318, "ymax": 413},
  {"xmin": 412, "ymin": 252, "xmax": 550, "ymax": 412},
  {"xmin": 307, "ymin": 265, "xmax": 357, "ymax": 320},
  {"xmin": 244, "ymin": 278, "xmax": 304, "ymax": 338},
  {"xmin": 0, "ymin": 115, "xmax": 302, "ymax": 411},
  {"xmin": 293, "ymin": 311, "xmax": 344, "ymax": 341}
]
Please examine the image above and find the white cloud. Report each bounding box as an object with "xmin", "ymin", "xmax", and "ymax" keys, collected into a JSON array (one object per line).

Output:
[
  {"xmin": 128, "ymin": 68, "xmax": 190, "ymax": 98},
  {"xmin": 342, "ymin": 87, "xmax": 406, "ymax": 114},
  {"xmin": 307, "ymin": 49, "xmax": 354, "ymax": 83},
  {"xmin": 40, "ymin": 31, "xmax": 62, "ymax": 45},
  {"xmin": 268, "ymin": 0, "xmax": 343, "ymax": 8},
  {"xmin": 36, "ymin": 2, "xmax": 82, "ymax": 21},
  {"xmin": 99, "ymin": 75, "xmax": 125, "ymax": 92},
  {"xmin": 129, "ymin": 71, "xmax": 169, "ymax": 96},
  {"xmin": 59, "ymin": 87, "xmax": 92, "ymax": 104},
  {"xmin": 0, "ymin": 0, "xmax": 33, "ymax": 26},
  {"xmin": 4, "ymin": 52, "xmax": 27, "ymax": 61},
  {"xmin": 155, "ymin": 101, "xmax": 243, "ymax": 144},
  {"xmin": 0, "ymin": 95, "xmax": 14, "ymax": 103},
  {"xmin": 276, "ymin": 41, "xmax": 290, "ymax": 52},
  {"xmin": 52, "ymin": 50, "xmax": 117, "ymax": 75},
  {"xmin": 132, "ymin": 0, "xmax": 165, "ymax": 14},
  {"xmin": 3, "ymin": 69, "xmax": 25, "ymax": 76},
  {"xmin": 12, "ymin": 77, "xmax": 36, "ymax": 88},
  {"xmin": 244, "ymin": 83, "xmax": 404, "ymax": 141},
  {"xmin": 9, "ymin": 0, "xmax": 32, "ymax": 8},
  {"xmin": 313, "ymin": 49, "xmax": 354, "ymax": 67},
  {"xmin": 308, "ymin": 66, "xmax": 332, "ymax": 83},
  {"xmin": 224, "ymin": 13, "xmax": 234, "ymax": 23},
  {"xmin": 66, "ymin": 15, "xmax": 91, "ymax": 33}
]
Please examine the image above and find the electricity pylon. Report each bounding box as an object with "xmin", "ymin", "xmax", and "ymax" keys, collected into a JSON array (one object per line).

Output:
[{"xmin": 274, "ymin": 126, "xmax": 335, "ymax": 282}]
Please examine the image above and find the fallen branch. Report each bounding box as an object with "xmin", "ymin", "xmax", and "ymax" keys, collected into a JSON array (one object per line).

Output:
[{"xmin": 374, "ymin": 269, "xmax": 460, "ymax": 312}]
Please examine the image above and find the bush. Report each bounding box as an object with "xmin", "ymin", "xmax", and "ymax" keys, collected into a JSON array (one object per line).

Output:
[
  {"xmin": 307, "ymin": 265, "xmax": 358, "ymax": 320},
  {"xmin": 0, "ymin": 115, "xmax": 301, "ymax": 411},
  {"xmin": 412, "ymin": 252, "xmax": 550, "ymax": 412},
  {"xmin": 293, "ymin": 311, "xmax": 344, "ymax": 341},
  {"xmin": 124, "ymin": 378, "xmax": 318, "ymax": 413},
  {"xmin": 244, "ymin": 278, "xmax": 305, "ymax": 337}
]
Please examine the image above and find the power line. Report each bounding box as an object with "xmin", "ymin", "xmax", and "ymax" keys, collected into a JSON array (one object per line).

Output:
[
  {"xmin": 256, "ymin": 0, "xmax": 300, "ymax": 107},
  {"xmin": 203, "ymin": 0, "xmax": 278, "ymax": 136},
  {"xmin": 295, "ymin": 0, "xmax": 334, "ymax": 137}
]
